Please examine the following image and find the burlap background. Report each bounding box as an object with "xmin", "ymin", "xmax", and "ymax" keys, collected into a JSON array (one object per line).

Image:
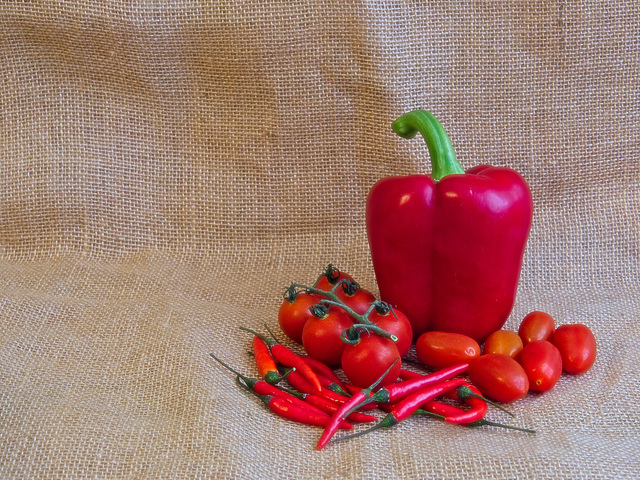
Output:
[{"xmin": 1, "ymin": 1, "xmax": 638, "ymax": 478}]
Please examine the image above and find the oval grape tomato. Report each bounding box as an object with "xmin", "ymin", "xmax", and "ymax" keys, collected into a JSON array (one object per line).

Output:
[
  {"xmin": 468, "ymin": 354, "xmax": 529, "ymax": 403},
  {"xmin": 519, "ymin": 311, "xmax": 555, "ymax": 346},
  {"xmin": 416, "ymin": 331, "xmax": 480, "ymax": 369},
  {"xmin": 483, "ymin": 330, "xmax": 524, "ymax": 359},
  {"xmin": 551, "ymin": 324, "xmax": 597, "ymax": 374},
  {"xmin": 519, "ymin": 340, "xmax": 562, "ymax": 392}
]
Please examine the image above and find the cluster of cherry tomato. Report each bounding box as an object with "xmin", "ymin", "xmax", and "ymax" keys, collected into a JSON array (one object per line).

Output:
[
  {"xmin": 415, "ymin": 311, "xmax": 597, "ymax": 403},
  {"xmin": 279, "ymin": 265, "xmax": 413, "ymax": 388},
  {"xmin": 280, "ymin": 265, "xmax": 597, "ymax": 405}
]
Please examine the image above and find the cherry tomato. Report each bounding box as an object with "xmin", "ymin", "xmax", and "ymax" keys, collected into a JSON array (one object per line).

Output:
[
  {"xmin": 367, "ymin": 304, "xmax": 413, "ymax": 357},
  {"xmin": 278, "ymin": 292, "xmax": 322, "ymax": 343},
  {"xmin": 301, "ymin": 305, "xmax": 353, "ymax": 367},
  {"xmin": 315, "ymin": 265, "xmax": 355, "ymax": 291},
  {"xmin": 416, "ymin": 331, "xmax": 481, "ymax": 369},
  {"xmin": 519, "ymin": 340, "xmax": 563, "ymax": 392},
  {"xmin": 336, "ymin": 281, "xmax": 376, "ymax": 315},
  {"xmin": 518, "ymin": 311, "xmax": 555, "ymax": 345},
  {"xmin": 551, "ymin": 324, "xmax": 597, "ymax": 374},
  {"xmin": 341, "ymin": 334, "xmax": 401, "ymax": 388},
  {"xmin": 483, "ymin": 330, "xmax": 523, "ymax": 359},
  {"xmin": 468, "ymin": 354, "xmax": 529, "ymax": 403}
]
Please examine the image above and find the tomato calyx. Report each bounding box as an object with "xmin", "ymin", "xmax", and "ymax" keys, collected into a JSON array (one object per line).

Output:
[
  {"xmin": 339, "ymin": 279, "xmax": 360, "ymax": 296},
  {"xmin": 282, "ymin": 284, "xmax": 299, "ymax": 302},
  {"xmin": 309, "ymin": 303, "xmax": 330, "ymax": 319},
  {"xmin": 371, "ymin": 300, "xmax": 397, "ymax": 318},
  {"xmin": 314, "ymin": 263, "xmax": 348, "ymax": 289},
  {"xmin": 318, "ymin": 263, "xmax": 341, "ymax": 285}
]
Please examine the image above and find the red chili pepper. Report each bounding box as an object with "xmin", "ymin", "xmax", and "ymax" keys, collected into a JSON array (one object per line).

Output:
[
  {"xmin": 386, "ymin": 385, "xmax": 535, "ymax": 433},
  {"xmin": 397, "ymin": 369, "xmax": 424, "ymax": 381},
  {"xmin": 302, "ymin": 356, "xmax": 349, "ymax": 395},
  {"xmin": 419, "ymin": 400, "xmax": 466, "ymax": 418},
  {"xmin": 316, "ymin": 358, "xmax": 399, "ymax": 450},
  {"xmin": 342, "ymin": 383, "xmax": 363, "ymax": 395},
  {"xmin": 296, "ymin": 393, "xmax": 377, "ymax": 423},
  {"xmin": 209, "ymin": 353, "xmax": 328, "ymax": 418},
  {"xmin": 287, "ymin": 369, "xmax": 352, "ymax": 405},
  {"xmin": 418, "ymin": 386, "xmax": 535, "ymax": 433},
  {"xmin": 331, "ymin": 378, "xmax": 466, "ymax": 444},
  {"xmin": 241, "ymin": 327, "xmax": 322, "ymax": 393},
  {"xmin": 251, "ymin": 336, "xmax": 280, "ymax": 384},
  {"xmin": 340, "ymin": 363, "xmax": 468, "ymax": 414},
  {"xmin": 367, "ymin": 110, "xmax": 533, "ymax": 342},
  {"xmin": 443, "ymin": 384, "xmax": 488, "ymax": 425},
  {"xmin": 236, "ymin": 378, "xmax": 353, "ymax": 430}
]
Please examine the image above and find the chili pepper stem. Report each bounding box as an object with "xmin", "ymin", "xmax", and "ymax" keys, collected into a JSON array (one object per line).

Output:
[
  {"xmin": 239, "ymin": 326, "xmax": 275, "ymax": 347},
  {"xmin": 468, "ymin": 419, "xmax": 537, "ymax": 434},
  {"xmin": 413, "ymin": 409, "xmax": 535, "ymax": 433},
  {"xmin": 331, "ymin": 414, "xmax": 399, "ymax": 443},
  {"xmin": 209, "ymin": 353, "xmax": 258, "ymax": 388},
  {"xmin": 412, "ymin": 408, "xmax": 445, "ymax": 420},
  {"xmin": 456, "ymin": 385, "xmax": 516, "ymax": 418}
]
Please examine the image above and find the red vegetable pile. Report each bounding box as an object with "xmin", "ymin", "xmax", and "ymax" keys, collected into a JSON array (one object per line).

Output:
[
  {"xmin": 209, "ymin": 111, "xmax": 597, "ymax": 449},
  {"xmin": 209, "ymin": 264, "xmax": 596, "ymax": 450}
]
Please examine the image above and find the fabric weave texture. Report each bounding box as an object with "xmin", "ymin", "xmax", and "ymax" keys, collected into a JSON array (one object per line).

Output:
[{"xmin": 1, "ymin": 2, "xmax": 638, "ymax": 479}]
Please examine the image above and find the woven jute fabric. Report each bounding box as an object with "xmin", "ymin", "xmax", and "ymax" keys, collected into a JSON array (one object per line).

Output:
[{"xmin": 1, "ymin": 2, "xmax": 638, "ymax": 478}]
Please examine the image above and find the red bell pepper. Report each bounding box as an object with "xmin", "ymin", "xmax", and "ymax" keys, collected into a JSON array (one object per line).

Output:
[{"xmin": 366, "ymin": 110, "xmax": 533, "ymax": 342}]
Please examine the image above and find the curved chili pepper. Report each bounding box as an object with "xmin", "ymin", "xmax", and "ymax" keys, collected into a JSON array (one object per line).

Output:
[
  {"xmin": 209, "ymin": 353, "xmax": 328, "ymax": 418},
  {"xmin": 291, "ymin": 392, "xmax": 377, "ymax": 423},
  {"xmin": 443, "ymin": 385, "xmax": 536, "ymax": 433},
  {"xmin": 240, "ymin": 326, "xmax": 322, "ymax": 393},
  {"xmin": 339, "ymin": 362, "xmax": 468, "ymax": 414},
  {"xmin": 396, "ymin": 368, "xmax": 511, "ymax": 416},
  {"xmin": 415, "ymin": 390, "xmax": 535, "ymax": 433},
  {"xmin": 252, "ymin": 336, "xmax": 280, "ymax": 384},
  {"xmin": 286, "ymin": 369, "xmax": 352, "ymax": 405},
  {"xmin": 419, "ymin": 400, "xmax": 466, "ymax": 418},
  {"xmin": 235, "ymin": 377, "xmax": 353, "ymax": 430},
  {"xmin": 301, "ymin": 356, "xmax": 349, "ymax": 396},
  {"xmin": 443, "ymin": 384, "xmax": 488, "ymax": 424},
  {"xmin": 331, "ymin": 378, "xmax": 465, "ymax": 444},
  {"xmin": 316, "ymin": 358, "xmax": 399, "ymax": 450}
]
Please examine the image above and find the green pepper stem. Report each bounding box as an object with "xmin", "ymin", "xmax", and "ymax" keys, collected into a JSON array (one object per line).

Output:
[
  {"xmin": 331, "ymin": 414, "xmax": 399, "ymax": 443},
  {"xmin": 392, "ymin": 110, "xmax": 464, "ymax": 181},
  {"xmin": 209, "ymin": 353, "xmax": 256, "ymax": 388},
  {"xmin": 469, "ymin": 419, "xmax": 537, "ymax": 434},
  {"xmin": 456, "ymin": 385, "xmax": 515, "ymax": 418}
]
